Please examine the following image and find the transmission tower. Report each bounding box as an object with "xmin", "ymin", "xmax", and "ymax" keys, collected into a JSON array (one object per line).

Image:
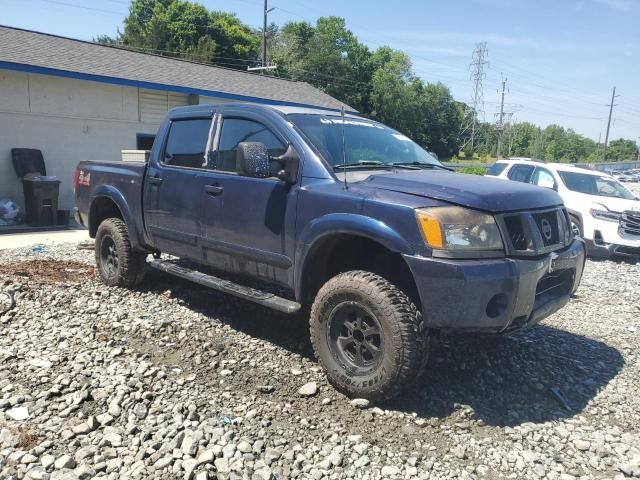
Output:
[{"xmin": 460, "ymin": 42, "xmax": 489, "ymax": 153}]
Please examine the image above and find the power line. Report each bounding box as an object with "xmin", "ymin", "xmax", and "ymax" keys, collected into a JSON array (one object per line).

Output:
[{"xmin": 22, "ymin": 0, "xmax": 126, "ymax": 16}]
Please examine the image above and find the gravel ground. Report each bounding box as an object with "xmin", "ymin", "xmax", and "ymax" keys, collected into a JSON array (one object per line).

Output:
[{"xmin": 0, "ymin": 242, "xmax": 639, "ymax": 480}]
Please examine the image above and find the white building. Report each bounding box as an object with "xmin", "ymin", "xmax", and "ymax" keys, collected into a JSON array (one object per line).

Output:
[{"xmin": 0, "ymin": 26, "xmax": 345, "ymax": 214}]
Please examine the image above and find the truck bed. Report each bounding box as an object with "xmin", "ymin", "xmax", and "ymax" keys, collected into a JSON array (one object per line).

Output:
[{"xmin": 75, "ymin": 160, "xmax": 147, "ymax": 236}]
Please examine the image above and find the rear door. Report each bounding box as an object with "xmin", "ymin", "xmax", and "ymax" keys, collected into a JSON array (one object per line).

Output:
[
  {"xmin": 143, "ymin": 115, "xmax": 215, "ymax": 259},
  {"xmin": 200, "ymin": 112, "xmax": 298, "ymax": 285}
]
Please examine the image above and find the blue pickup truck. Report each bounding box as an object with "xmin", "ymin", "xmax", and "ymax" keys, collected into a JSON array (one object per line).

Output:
[{"xmin": 74, "ymin": 103, "xmax": 586, "ymax": 400}]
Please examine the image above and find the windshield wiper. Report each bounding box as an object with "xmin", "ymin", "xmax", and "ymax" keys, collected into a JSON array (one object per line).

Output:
[
  {"xmin": 392, "ymin": 162, "xmax": 454, "ymax": 171},
  {"xmin": 333, "ymin": 161, "xmax": 391, "ymax": 170}
]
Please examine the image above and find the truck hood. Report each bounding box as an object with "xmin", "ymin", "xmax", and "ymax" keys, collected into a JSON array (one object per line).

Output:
[{"xmin": 361, "ymin": 170, "xmax": 563, "ymax": 213}]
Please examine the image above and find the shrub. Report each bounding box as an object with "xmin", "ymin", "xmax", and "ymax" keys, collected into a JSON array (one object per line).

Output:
[{"xmin": 458, "ymin": 166, "xmax": 487, "ymax": 175}]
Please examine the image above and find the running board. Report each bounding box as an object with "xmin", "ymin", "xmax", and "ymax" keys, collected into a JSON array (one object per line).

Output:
[{"xmin": 147, "ymin": 259, "xmax": 301, "ymax": 314}]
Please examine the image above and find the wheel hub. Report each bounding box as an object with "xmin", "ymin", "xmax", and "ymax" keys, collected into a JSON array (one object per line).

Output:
[
  {"xmin": 327, "ymin": 301, "xmax": 383, "ymax": 372},
  {"xmin": 100, "ymin": 235, "xmax": 118, "ymax": 277}
]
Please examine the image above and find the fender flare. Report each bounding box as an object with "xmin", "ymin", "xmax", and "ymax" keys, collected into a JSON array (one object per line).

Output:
[
  {"xmin": 566, "ymin": 208, "xmax": 584, "ymax": 226},
  {"xmin": 89, "ymin": 185, "xmax": 143, "ymax": 250},
  {"xmin": 294, "ymin": 213, "xmax": 414, "ymax": 299}
]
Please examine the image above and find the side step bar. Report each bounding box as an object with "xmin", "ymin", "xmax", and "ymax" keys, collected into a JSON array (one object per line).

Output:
[{"xmin": 147, "ymin": 259, "xmax": 301, "ymax": 314}]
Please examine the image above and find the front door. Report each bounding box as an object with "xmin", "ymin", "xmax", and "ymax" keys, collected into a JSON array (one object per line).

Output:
[
  {"xmin": 200, "ymin": 115, "xmax": 298, "ymax": 285},
  {"xmin": 143, "ymin": 116, "xmax": 214, "ymax": 260}
]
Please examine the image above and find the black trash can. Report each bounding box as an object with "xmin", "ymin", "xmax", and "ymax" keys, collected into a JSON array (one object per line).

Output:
[
  {"xmin": 57, "ymin": 209, "xmax": 70, "ymax": 226},
  {"xmin": 11, "ymin": 148, "xmax": 61, "ymax": 227},
  {"xmin": 22, "ymin": 177, "xmax": 61, "ymax": 226}
]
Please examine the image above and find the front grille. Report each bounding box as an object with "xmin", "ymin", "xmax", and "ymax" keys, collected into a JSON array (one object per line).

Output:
[
  {"xmin": 620, "ymin": 211, "xmax": 640, "ymax": 237},
  {"xmin": 499, "ymin": 207, "xmax": 570, "ymax": 255},
  {"xmin": 503, "ymin": 215, "xmax": 528, "ymax": 250},
  {"xmin": 532, "ymin": 211, "xmax": 560, "ymax": 246}
]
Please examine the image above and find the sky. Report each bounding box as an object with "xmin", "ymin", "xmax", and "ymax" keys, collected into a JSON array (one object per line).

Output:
[{"xmin": 3, "ymin": 0, "xmax": 639, "ymax": 142}]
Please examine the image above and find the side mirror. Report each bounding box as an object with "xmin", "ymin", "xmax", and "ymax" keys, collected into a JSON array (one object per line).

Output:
[
  {"xmin": 272, "ymin": 144, "xmax": 300, "ymax": 184},
  {"xmin": 236, "ymin": 142, "xmax": 270, "ymax": 178}
]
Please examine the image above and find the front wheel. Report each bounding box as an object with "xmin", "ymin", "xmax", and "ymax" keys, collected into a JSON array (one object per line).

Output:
[
  {"xmin": 310, "ymin": 271, "xmax": 428, "ymax": 401},
  {"xmin": 95, "ymin": 218, "xmax": 146, "ymax": 288},
  {"xmin": 570, "ymin": 215, "xmax": 583, "ymax": 238}
]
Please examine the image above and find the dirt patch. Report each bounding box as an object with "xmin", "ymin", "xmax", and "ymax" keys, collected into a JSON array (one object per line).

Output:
[{"xmin": 1, "ymin": 259, "xmax": 95, "ymax": 283}]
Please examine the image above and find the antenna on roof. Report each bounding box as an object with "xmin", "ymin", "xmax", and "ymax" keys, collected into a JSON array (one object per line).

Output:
[{"xmin": 341, "ymin": 104, "xmax": 348, "ymax": 190}]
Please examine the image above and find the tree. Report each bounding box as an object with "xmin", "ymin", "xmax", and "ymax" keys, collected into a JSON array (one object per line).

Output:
[
  {"xmin": 98, "ymin": 0, "xmax": 258, "ymax": 68},
  {"xmin": 606, "ymin": 139, "xmax": 639, "ymax": 161},
  {"xmin": 271, "ymin": 17, "xmax": 371, "ymax": 112}
]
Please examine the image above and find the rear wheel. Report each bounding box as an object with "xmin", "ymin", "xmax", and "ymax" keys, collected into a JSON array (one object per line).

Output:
[
  {"xmin": 310, "ymin": 270, "xmax": 428, "ymax": 401},
  {"xmin": 95, "ymin": 218, "xmax": 146, "ymax": 288}
]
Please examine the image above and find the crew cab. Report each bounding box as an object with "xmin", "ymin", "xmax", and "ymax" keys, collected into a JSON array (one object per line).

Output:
[
  {"xmin": 75, "ymin": 104, "xmax": 586, "ymax": 400},
  {"xmin": 487, "ymin": 159, "xmax": 640, "ymax": 259}
]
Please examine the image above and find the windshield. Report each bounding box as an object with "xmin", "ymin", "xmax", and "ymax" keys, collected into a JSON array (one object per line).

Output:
[
  {"xmin": 558, "ymin": 171, "xmax": 636, "ymax": 200},
  {"xmin": 287, "ymin": 114, "xmax": 441, "ymax": 168}
]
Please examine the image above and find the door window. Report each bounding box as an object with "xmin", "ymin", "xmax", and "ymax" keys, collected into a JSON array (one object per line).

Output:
[
  {"xmin": 507, "ymin": 164, "xmax": 535, "ymax": 183},
  {"xmin": 216, "ymin": 118, "xmax": 286, "ymax": 173},
  {"xmin": 531, "ymin": 168, "xmax": 556, "ymax": 189},
  {"xmin": 163, "ymin": 118, "xmax": 212, "ymax": 169}
]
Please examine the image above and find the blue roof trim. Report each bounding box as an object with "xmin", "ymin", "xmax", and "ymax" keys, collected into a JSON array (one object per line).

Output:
[{"xmin": 0, "ymin": 61, "xmax": 357, "ymax": 113}]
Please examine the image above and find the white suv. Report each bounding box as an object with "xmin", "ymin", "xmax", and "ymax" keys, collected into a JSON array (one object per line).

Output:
[{"xmin": 487, "ymin": 159, "xmax": 640, "ymax": 259}]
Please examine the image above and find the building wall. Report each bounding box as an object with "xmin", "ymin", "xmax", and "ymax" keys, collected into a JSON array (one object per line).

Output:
[{"xmin": 0, "ymin": 69, "xmax": 231, "ymax": 215}]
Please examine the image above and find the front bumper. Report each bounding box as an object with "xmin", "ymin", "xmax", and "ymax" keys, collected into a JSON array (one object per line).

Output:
[
  {"xmin": 585, "ymin": 239, "xmax": 640, "ymax": 259},
  {"xmin": 585, "ymin": 219, "xmax": 640, "ymax": 259},
  {"xmin": 403, "ymin": 238, "xmax": 586, "ymax": 333}
]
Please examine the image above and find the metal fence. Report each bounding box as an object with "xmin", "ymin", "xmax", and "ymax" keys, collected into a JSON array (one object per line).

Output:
[
  {"xmin": 448, "ymin": 160, "xmax": 640, "ymax": 173},
  {"xmin": 583, "ymin": 161, "xmax": 640, "ymax": 173}
]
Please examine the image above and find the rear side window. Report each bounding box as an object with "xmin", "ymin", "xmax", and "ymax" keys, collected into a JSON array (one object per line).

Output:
[
  {"xmin": 486, "ymin": 163, "xmax": 508, "ymax": 176},
  {"xmin": 216, "ymin": 118, "xmax": 286, "ymax": 172},
  {"xmin": 163, "ymin": 119, "xmax": 212, "ymax": 169},
  {"xmin": 507, "ymin": 164, "xmax": 535, "ymax": 183}
]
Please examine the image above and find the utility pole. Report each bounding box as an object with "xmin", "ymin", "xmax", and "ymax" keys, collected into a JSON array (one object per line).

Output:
[
  {"xmin": 603, "ymin": 86, "xmax": 619, "ymax": 161},
  {"xmin": 496, "ymin": 76, "xmax": 507, "ymax": 159},
  {"xmin": 260, "ymin": 0, "xmax": 275, "ymax": 69},
  {"xmin": 248, "ymin": 1, "xmax": 276, "ymax": 73},
  {"xmin": 637, "ymin": 137, "xmax": 640, "ymax": 162},
  {"xmin": 460, "ymin": 42, "xmax": 489, "ymax": 154},
  {"xmin": 505, "ymin": 113, "xmax": 515, "ymax": 157}
]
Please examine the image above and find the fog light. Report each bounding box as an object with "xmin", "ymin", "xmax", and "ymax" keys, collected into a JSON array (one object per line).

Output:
[{"xmin": 486, "ymin": 293, "xmax": 509, "ymax": 318}]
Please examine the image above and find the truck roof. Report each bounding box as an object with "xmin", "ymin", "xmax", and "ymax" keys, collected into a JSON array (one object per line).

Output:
[{"xmin": 167, "ymin": 102, "xmax": 363, "ymax": 119}]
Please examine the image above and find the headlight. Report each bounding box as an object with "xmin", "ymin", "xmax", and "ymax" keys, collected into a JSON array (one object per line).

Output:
[
  {"xmin": 415, "ymin": 206, "xmax": 504, "ymax": 255},
  {"xmin": 590, "ymin": 208, "xmax": 620, "ymax": 222}
]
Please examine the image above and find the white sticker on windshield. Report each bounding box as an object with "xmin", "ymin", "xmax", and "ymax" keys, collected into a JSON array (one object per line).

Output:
[
  {"xmin": 392, "ymin": 133, "xmax": 411, "ymax": 142},
  {"xmin": 320, "ymin": 118, "xmax": 383, "ymax": 129}
]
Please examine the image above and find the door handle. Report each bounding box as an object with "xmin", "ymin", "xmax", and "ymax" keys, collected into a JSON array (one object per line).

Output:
[
  {"xmin": 205, "ymin": 184, "xmax": 223, "ymax": 196},
  {"xmin": 148, "ymin": 176, "xmax": 163, "ymax": 186}
]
